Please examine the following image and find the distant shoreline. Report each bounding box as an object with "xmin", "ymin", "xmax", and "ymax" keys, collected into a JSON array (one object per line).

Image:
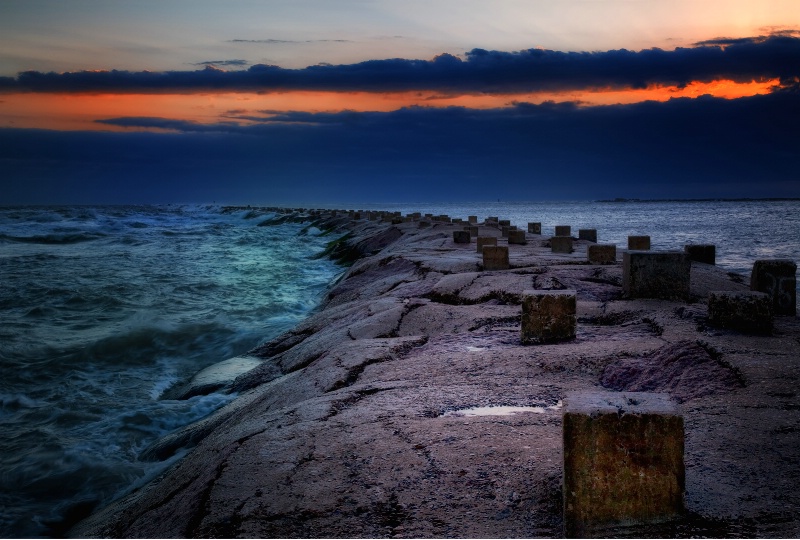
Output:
[{"xmin": 597, "ymin": 197, "xmax": 800, "ymax": 203}]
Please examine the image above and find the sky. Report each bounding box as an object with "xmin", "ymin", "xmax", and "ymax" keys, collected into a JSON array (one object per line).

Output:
[{"xmin": 1, "ymin": 0, "xmax": 799, "ymax": 205}]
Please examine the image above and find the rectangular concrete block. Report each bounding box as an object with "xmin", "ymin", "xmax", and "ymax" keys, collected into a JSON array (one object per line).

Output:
[
  {"xmin": 555, "ymin": 225, "xmax": 571, "ymax": 236},
  {"xmin": 468, "ymin": 215, "xmax": 478, "ymax": 224},
  {"xmin": 750, "ymin": 259, "xmax": 797, "ymax": 316},
  {"xmin": 467, "ymin": 226, "xmax": 479, "ymax": 237},
  {"xmin": 684, "ymin": 244, "xmax": 716, "ymax": 265},
  {"xmin": 623, "ymin": 251, "xmax": 690, "ymax": 300},
  {"xmin": 708, "ymin": 291, "xmax": 773, "ymax": 335},
  {"xmin": 508, "ymin": 230, "xmax": 527, "ymax": 245},
  {"xmin": 482, "ymin": 245, "xmax": 509, "ymax": 270},
  {"xmin": 501, "ymin": 226, "xmax": 511, "ymax": 238},
  {"xmin": 521, "ymin": 289, "xmax": 576, "ymax": 344},
  {"xmin": 587, "ymin": 244, "xmax": 617, "ymax": 264},
  {"xmin": 528, "ymin": 222, "xmax": 542, "ymax": 234},
  {"xmin": 551, "ymin": 236, "xmax": 574, "ymax": 254},
  {"xmin": 499, "ymin": 219, "xmax": 511, "ymax": 227},
  {"xmin": 563, "ymin": 391, "xmax": 684, "ymax": 538},
  {"xmin": 453, "ymin": 230, "xmax": 471, "ymax": 244},
  {"xmin": 628, "ymin": 235, "xmax": 651, "ymax": 250},
  {"xmin": 578, "ymin": 229, "xmax": 597, "ymax": 243},
  {"xmin": 476, "ymin": 236, "xmax": 497, "ymax": 253}
]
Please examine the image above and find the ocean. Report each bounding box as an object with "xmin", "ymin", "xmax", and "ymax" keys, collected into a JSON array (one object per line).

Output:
[{"xmin": 1, "ymin": 200, "xmax": 798, "ymax": 537}]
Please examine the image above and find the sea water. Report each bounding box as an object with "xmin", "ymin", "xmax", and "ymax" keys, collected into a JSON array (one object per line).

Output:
[
  {"xmin": 1, "ymin": 200, "xmax": 798, "ymax": 537},
  {"xmin": 0, "ymin": 205, "xmax": 342, "ymax": 537},
  {"xmin": 364, "ymin": 199, "xmax": 800, "ymax": 281}
]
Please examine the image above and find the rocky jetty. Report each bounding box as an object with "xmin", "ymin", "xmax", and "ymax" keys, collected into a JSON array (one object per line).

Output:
[{"xmin": 73, "ymin": 210, "xmax": 800, "ymax": 538}]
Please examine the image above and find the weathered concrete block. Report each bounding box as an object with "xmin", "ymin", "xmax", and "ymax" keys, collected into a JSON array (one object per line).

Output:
[
  {"xmin": 628, "ymin": 235, "xmax": 651, "ymax": 250},
  {"xmin": 521, "ymin": 289, "xmax": 576, "ymax": 344},
  {"xmin": 708, "ymin": 291, "xmax": 773, "ymax": 335},
  {"xmin": 482, "ymin": 245, "xmax": 509, "ymax": 270},
  {"xmin": 352, "ymin": 212, "xmax": 361, "ymax": 220},
  {"xmin": 623, "ymin": 251, "xmax": 690, "ymax": 300},
  {"xmin": 563, "ymin": 391, "xmax": 684, "ymax": 538},
  {"xmin": 418, "ymin": 220, "xmax": 431, "ymax": 228},
  {"xmin": 587, "ymin": 244, "xmax": 617, "ymax": 264},
  {"xmin": 476, "ymin": 236, "xmax": 497, "ymax": 253},
  {"xmin": 551, "ymin": 236, "xmax": 574, "ymax": 254},
  {"xmin": 528, "ymin": 222, "xmax": 542, "ymax": 234},
  {"xmin": 684, "ymin": 244, "xmax": 716, "ymax": 265},
  {"xmin": 555, "ymin": 225, "xmax": 571, "ymax": 236},
  {"xmin": 508, "ymin": 230, "xmax": 527, "ymax": 245},
  {"xmin": 578, "ymin": 229, "xmax": 597, "ymax": 243},
  {"xmin": 750, "ymin": 259, "xmax": 797, "ymax": 316},
  {"xmin": 468, "ymin": 215, "xmax": 478, "ymax": 224},
  {"xmin": 391, "ymin": 218, "xmax": 403, "ymax": 224},
  {"xmin": 499, "ymin": 219, "xmax": 511, "ymax": 227},
  {"xmin": 468, "ymin": 226, "xmax": 479, "ymax": 237},
  {"xmin": 501, "ymin": 226, "xmax": 511, "ymax": 238},
  {"xmin": 453, "ymin": 230, "xmax": 471, "ymax": 244}
]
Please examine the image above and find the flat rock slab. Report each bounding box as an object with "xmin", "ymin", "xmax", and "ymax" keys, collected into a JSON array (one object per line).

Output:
[{"xmin": 73, "ymin": 213, "xmax": 800, "ymax": 539}]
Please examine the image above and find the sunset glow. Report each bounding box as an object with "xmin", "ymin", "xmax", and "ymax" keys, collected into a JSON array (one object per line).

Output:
[{"xmin": 0, "ymin": 78, "xmax": 780, "ymax": 132}]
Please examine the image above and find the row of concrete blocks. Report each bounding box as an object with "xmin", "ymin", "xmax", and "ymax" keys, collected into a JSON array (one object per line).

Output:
[{"xmin": 520, "ymin": 265, "xmax": 796, "ymax": 348}]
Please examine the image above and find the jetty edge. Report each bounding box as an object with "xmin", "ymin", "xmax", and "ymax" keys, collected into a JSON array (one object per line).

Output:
[{"xmin": 72, "ymin": 207, "xmax": 800, "ymax": 538}]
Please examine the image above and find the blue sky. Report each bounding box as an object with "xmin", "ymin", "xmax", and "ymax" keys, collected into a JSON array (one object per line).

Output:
[{"xmin": 1, "ymin": 1, "xmax": 799, "ymax": 204}]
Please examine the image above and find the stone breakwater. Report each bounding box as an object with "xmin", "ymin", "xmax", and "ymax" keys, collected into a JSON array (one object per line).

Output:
[{"xmin": 73, "ymin": 209, "xmax": 800, "ymax": 538}]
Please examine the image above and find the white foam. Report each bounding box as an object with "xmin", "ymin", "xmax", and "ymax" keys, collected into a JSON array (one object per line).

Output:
[{"xmin": 443, "ymin": 402, "xmax": 562, "ymax": 417}]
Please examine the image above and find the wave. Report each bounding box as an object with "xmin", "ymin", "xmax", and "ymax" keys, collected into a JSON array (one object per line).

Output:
[{"xmin": 0, "ymin": 232, "xmax": 106, "ymax": 245}]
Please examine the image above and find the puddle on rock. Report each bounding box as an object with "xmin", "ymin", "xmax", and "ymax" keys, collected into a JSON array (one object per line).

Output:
[{"xmin": 443, "ymin": 402, "xmax": 562, "ymax": 417}]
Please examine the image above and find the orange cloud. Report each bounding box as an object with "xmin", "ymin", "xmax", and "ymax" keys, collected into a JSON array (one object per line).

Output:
[{"xmin": 0, "ymin": 79, "xmax": 779, "ymax": 131}]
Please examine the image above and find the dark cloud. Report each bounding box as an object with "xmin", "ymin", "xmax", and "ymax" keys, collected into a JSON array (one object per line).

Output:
[
  {"xmin": 3, "ymin": 36, "xmax": 799, "ymax": 94},
  {"xmin": 192, "ymin": 59, "xmax": 249, "ymax": 67},
  {"xmin": 228, "ymin": 38, "xmax": 352, "ymax": 44},
  {"xmin": 3, "ymin": 91, "xmax": 798, "ymax": 204}
]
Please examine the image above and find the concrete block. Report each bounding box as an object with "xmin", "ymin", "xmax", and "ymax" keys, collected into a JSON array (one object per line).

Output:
[
  {"xmin": 499, "ymin": 219, "xmax": 511, "ymax": 227},
  {"xmin": 521, "ymin": 289, "xmax": 576, "ymax": 344},
  {"xmin": 528, "ymin": 222, "xmax": 542, "ymax": 234},
  {"xmin": 555, "ymin": 225, "xmax": 571, "ymax": 236},
  {"xmin": 468, "ymin": 226, "xmax": 479, "ymax": 237},
  {"xmin": 563, "ymin": 391, "xmax": 684, "ymax": 538},
  {"xmin": 482, "ymin": 245, "xmax": 509, "ymax": 270},
  {"xmin": 551, "ymin": 236, "xmax": 574, "ymax": 254},
  {"xmin": 750, "ymin": 259, "xmax": 797, "ymax": 315},
  {"xmin": 352, "ymin": 212, "xmax": 361, "ymax": 220},
  {"xmin": 501, "ymin": 226, "xmax": 511, "ymax": 238},
  {"xmin": 579, "ymin": 229, "xmax": 597, "ymax": 243},
  {"xmin": 708, "ymin": 291, "xmax": 773, "ymax": 335},
  {"xmin": 476, "ymin": 236, "xmax": 497, "ymax": 253},
  {"xmin": 508, "ymin": 230, "xmax": 527, "ymax": 245},
  {"xmin": 453, "ymin": 230, "xmax": 471, "ymax": 244},
  {"xmin": 628, "ymin": 235, "xmax": 651, "ymax": 250},
  {"xmin": 623, "ymin": 251, "xmax": 690, "ymax": 300},
  {"xmin": 684, "ymin": 244, "xmax": 716, "ymax": 265},
  {"xmin": 587, "ymin": 244, "xmax": 617, "ymax": 264},
  {"xmin": 468, "ymin": 215, "xmax": 478, "ymax": 224},
  {"xmin": 418, "ymin": 220, "xmax": 431, "ymax": 228}
]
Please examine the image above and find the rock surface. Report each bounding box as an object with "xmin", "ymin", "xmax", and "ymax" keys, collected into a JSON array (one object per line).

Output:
[{"xmin": 73, "ymin": 212, "xmax": 800, "ymax": 538}]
